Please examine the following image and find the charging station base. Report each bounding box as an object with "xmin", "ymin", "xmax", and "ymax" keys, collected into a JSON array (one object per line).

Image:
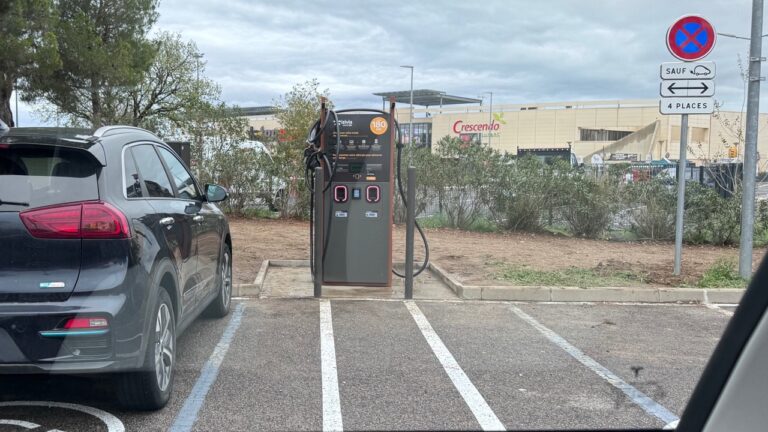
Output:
[{"xmin": 258, "ymin": 261, "xmax": 456, "ymax": 300}]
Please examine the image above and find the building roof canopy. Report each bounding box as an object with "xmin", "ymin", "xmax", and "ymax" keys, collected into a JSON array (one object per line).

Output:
[{"xmin": 373, "ymin": 89, "xmax": 481, "ymax": 106}]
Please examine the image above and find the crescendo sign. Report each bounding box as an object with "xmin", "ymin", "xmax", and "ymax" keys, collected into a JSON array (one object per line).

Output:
[{"xmin": 452, "ymin": 120, "xmax": 501, "ymax": 133}]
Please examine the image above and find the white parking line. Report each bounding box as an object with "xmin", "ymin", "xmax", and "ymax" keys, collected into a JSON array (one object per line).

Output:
[
  {"xmin": 170, "ymin": 303, "xmax": 246, "ymax": 432},
  {"xmin": 509, "ymin": 306, "xmax": 679, "ymax": 426},
  {"xmin": 0, "ymin": 401, "xmax": 125, "ymax": 432},
  {"xmin": 705, "ymin": 303, "xmax": 735, "ymax": 317},
  {"xmin": 320, "ymin": 299, "xmax": 344, "ymax": 432},
  {"xmin": 0, "ymin": 419, "xmax": 40, "ymax": 429},
  {"xmin": 404, "ymin": 301, "xmax": 506, "ymax": 431}
]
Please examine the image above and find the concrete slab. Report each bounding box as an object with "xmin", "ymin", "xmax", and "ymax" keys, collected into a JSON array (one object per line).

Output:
[
  {"xmin": 659, "ymin": 288, "xmax": 705, "ymax": 303},
  {"xmin": 551, "ymin": 287, "xmax": 660, "ymax": 303},
  {"xmin": 261, "ymin": 265, "xmax": 459, "ymax": 300},
  {"xmin": 481, "ymin": 286, "xmax": 550, "ymax": 301},
  {"xmin": 706, "ymin": 289, "xmax": 744, "ymax": 304}
]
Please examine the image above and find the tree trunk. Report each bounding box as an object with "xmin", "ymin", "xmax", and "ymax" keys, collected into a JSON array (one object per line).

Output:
[
  {"xmin": 0, "ymin": 78, "xmax": 15, "ymax": 127},
  {"xmin": 91, "ymin": 85, "xmax": 102, "ymax": 128}
]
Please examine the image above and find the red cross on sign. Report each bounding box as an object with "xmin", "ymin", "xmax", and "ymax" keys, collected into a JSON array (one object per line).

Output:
[{"xmin": 666, "ymin": 15, "xmax": 716, "ymax": 61}]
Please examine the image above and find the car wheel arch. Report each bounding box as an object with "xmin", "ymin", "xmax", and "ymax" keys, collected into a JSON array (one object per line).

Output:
[{"xmin": 136, "ymin": 257, "xmax": 180, "ymax": 362}]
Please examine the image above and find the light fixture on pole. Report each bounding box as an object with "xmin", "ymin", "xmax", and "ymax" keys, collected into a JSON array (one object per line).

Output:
[{"xmin": 400, "ymin": 65, "xmax": 414, "ymax": 166}]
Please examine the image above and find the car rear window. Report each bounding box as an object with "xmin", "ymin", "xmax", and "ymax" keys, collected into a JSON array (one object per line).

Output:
[{"xmin": 0, "ymin": 145, "xmax": 99, "ymax": 211}]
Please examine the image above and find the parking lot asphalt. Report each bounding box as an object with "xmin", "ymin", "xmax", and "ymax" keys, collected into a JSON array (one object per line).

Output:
[{"xmin": 0, "ymin": 299, "xmax": 732, "ymax": 432}]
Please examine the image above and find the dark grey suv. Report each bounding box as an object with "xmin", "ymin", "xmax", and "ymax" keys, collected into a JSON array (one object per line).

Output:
[{"xmin": 0, "ymin": 126, "xmax": 233, "ymax": 410}]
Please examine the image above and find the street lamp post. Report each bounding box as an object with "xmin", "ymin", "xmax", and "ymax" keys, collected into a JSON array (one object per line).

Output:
[
  {"xmin": 400, "ymin": 65, "xmax": 414, "ymax": 166},
  {"xmin": 718, "ymin": 2, "xmax": 765, "ymax": 278},
  {"xmin": 483, "ymin": 91, "xmax": 493, "ymax": 146},
  {"xmin": 192, "ymin": 53, "xmax": 204, "ymax": 179},
  {"xmin": 14, "ymin": 84, "xmax": 18, "ymax": 127}
]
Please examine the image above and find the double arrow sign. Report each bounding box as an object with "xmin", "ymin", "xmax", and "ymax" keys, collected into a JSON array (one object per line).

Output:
[{"xmin": 660, "ymin": 80, "xmax": 715, "ymax": 97}]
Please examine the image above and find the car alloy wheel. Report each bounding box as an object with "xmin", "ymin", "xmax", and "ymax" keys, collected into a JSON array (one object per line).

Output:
[
  {"xmin": 221, "ymin": 251, "xmax": 232, "ymax": 309},
  {"xmin": 154, "ymin": 303, "xmax": 174, "ymax": 392}
]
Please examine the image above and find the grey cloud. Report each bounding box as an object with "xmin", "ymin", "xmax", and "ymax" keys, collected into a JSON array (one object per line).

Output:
[
  {"xmin": 19, "ymin": 0, "xmax": 766, "ymax": 126},
  {"xmin": 155, "ymin": 0, "xmax": 763, "ymax": 112}
]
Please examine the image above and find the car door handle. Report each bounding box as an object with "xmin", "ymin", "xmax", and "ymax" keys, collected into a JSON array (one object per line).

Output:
[
  {"xmin": 193, "ymin": 215, "xmax": 204, "ymax": 223},
  {"xmin": 159, "ymin": 217, "xmax": 175, "ymax": 226}
]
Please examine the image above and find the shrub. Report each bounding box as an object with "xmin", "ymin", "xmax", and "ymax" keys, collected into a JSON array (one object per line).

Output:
[
  {"xmin": 698, "ymin": 259, "xmax": 747, "ymax": 288},
  {"xmin": 559, "ymin": 173, "xmax": 618, "ymax": 238},
  {"xmin": 394, "ymin": 147, "xmax": 435, "ymax": 223},
  {"xmin": 623, "ymin": 178, "xmax": 676, "ymax": 240},
  {"xmin": 685, "ymin": 183, "xmax": 742, "ymax": 246},
  {"xmin": 425, "ymin": 136, "xmax": 504, "ymax": 230},
  {"xmin": 489, "ymin": 156, "xmax": 569, "ymax": 232}
]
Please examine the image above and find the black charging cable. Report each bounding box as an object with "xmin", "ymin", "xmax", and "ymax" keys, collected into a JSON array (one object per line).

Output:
[{"xmin": 306, "ymin": 109, "xmax": 341, "ymax": 281}]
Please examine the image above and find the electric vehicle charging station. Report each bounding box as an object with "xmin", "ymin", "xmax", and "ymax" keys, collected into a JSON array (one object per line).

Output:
[
  {"xmin": 305, "ymin": 99, "xmax": 429, "ymax": 297},
  {"xmin": 320, "ymin": 105, "xmax": 395, "ymax": 286}
]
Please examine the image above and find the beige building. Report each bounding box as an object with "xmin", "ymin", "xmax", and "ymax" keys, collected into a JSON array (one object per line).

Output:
[{"xmin": 243, "ymin": 96, "xmax": 768, "ymax": 165}]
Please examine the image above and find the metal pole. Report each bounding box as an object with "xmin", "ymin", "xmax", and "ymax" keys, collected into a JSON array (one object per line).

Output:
[
  {"xmin": 405, "ymin": 166, "xmax": 416, "ymax": 299},
  {"xmin": 14, "ymin": 85, "xmax": 18, "ymax": 127},
  {"xmin": 674, "ymin": 114, "xmax": 688, "ymax": 275},
  {"xmin": 740, "ymin": 0, "xmax": 764, "ymax": 278},
  {"xmin": 409, "ymin": 68, "xmax": 414, "ymax": 165},
  {"xmin": 314, "ymin": 167, "xmax": 324, "ymax": 298},
  {"xmin": 488, "ymin": 92, "xmax": 493, "ymax": 146}
]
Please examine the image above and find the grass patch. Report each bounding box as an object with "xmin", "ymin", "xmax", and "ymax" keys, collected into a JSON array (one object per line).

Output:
[
  {"xmin": 605, "ymin": 229, "xmax": 640, "ymax": 242},
  {"xmin": 417, "ymin": 214, "xmax": 498, "ymax": 232},
  {"xmin": 495, "ymin": 265, "xmax": 647, "ymax": 288},
  {"xmin": 239, "ymin": 207, "xmax": 279, "ymax": 219},
  {"xmin": 543, "ymin": 225, "xmax": 572, "ymax": 237},
  {"xmin": 697, "ymin": 259, "xmax": 748, "ymax": 288}
]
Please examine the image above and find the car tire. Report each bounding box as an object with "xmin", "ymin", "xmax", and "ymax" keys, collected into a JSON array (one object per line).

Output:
[
  {"xmin": 204, "ymin": 244, "xmax": 232, "ymax": 318},
  {"xmin": 116, "ymin": 287, "xmax": 176, "ymax": 411}
]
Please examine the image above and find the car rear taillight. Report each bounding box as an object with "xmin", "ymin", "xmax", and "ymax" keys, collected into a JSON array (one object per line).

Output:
[
  {"xmin": 19, "ymin": 201, "xmax": 130, "ymax": 239},
  {"xmin": 81, "ymin": 202, "xmax": 130, "ymax": 239},
  {"xmin": 63, "ymin": 317, "xmax": 109, "ymax": 329}
]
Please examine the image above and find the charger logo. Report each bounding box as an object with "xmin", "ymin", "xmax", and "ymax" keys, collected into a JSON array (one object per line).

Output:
[
  {"xmin": 370, "ymin": 117, "xmax": 388, "ymax": 135},
  {"xmin": 334, "ymin": 119, "xmax": 353, "ymax": 127}
]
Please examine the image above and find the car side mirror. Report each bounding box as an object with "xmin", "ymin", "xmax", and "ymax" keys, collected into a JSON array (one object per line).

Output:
[{"xmin": 205, "ymin": 184, "xmax": 228, "ymax": 202}]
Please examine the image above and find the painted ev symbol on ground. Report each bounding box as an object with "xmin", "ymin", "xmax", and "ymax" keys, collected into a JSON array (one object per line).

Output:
[{"xmin": 0, "ymin": 402, "xmax": 124, "ymax": 432}]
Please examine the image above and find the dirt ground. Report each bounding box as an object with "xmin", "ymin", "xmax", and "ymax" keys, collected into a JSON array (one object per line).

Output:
[{"xmin": 229, "ymin": 218, "xmax": 766, "ymax": 287}]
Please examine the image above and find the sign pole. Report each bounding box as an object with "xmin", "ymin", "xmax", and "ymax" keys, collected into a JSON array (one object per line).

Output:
[
  {"xmin": 739, "ymin": 0, "xmax": 764, "ymax": 278},
  {"xmin": 674, "ymin": 114, "xmax": 688, "ymax": 276},
  {"xmin": 662, "ymin": 14, "xmax": 716, "ymax": 276}
]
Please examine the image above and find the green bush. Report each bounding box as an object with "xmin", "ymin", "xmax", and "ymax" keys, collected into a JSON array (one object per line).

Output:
[
  {"xmin": 685, "ymin": 183, "xmax": 742, "ymax": 246},
  {"xmin": 559, "ymin": 173, "xmax": 618, "ymax": 238},
  {"xmin": 394, "ymin": 147, "xmax": 436, "ymax": 223},
  {"xmin": 623, "ymin": 178, "xmax": 676, "ymax": 240},
  {"xmin": 423, "ymin": 136, "xmax": 505, "ymax": 230},
  {"xmin": 697, "ymin": 259, "xmax": 747, "ymax": 288},
  {"xmin": 489, "ymin": 156, "xmax": 569, "ymax": 232}
]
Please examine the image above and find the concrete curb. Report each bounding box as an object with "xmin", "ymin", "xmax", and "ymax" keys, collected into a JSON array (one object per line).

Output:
[
  {"xmin": 427, "ymin": 263, "xmax": 745, "ymax": 304},
  {"xmin": 249, "ymin": 259, "xmax": 310, "ymax": 298}
]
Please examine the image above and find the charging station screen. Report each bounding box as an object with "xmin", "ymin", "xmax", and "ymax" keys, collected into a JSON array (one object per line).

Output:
[{"xmin": 326, "ymin": 114, "xmax": 392, "ymax": 183}]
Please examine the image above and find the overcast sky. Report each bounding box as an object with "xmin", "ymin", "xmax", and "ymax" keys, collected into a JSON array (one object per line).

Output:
[{"xmin": 14, "ymin": 0, "xmax": 766, "ymax": 126}]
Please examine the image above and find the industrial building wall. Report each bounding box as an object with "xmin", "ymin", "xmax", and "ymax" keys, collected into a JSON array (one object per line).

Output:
[{"xmin": 243, "ymin": 100, "xmax": 768, "ymax": 163}]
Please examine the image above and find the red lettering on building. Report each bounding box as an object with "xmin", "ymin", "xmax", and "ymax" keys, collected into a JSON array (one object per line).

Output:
[{"xmin": 452, "ymin": 120, "xmax": 501, "ymax": 134}]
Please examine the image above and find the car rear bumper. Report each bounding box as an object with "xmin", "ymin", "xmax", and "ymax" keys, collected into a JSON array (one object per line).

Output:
[
  {"xmin": 0, "ymin": 291, "xmax": 146, "ymax": 374},
  {"xmin": 0, "ymin": 360, "xmax": 118, "ymax": 374}
]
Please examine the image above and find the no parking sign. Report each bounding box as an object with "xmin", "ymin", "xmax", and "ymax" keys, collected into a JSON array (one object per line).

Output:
[{"xmin": 666, "ymin": 15, "xmax": 716, "ymax": 61}]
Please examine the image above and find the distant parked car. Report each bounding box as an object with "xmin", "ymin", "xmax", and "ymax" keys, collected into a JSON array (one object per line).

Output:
[{"xmin": 0, "ymin": 126, "xmax": 233, "ymax": 410}]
